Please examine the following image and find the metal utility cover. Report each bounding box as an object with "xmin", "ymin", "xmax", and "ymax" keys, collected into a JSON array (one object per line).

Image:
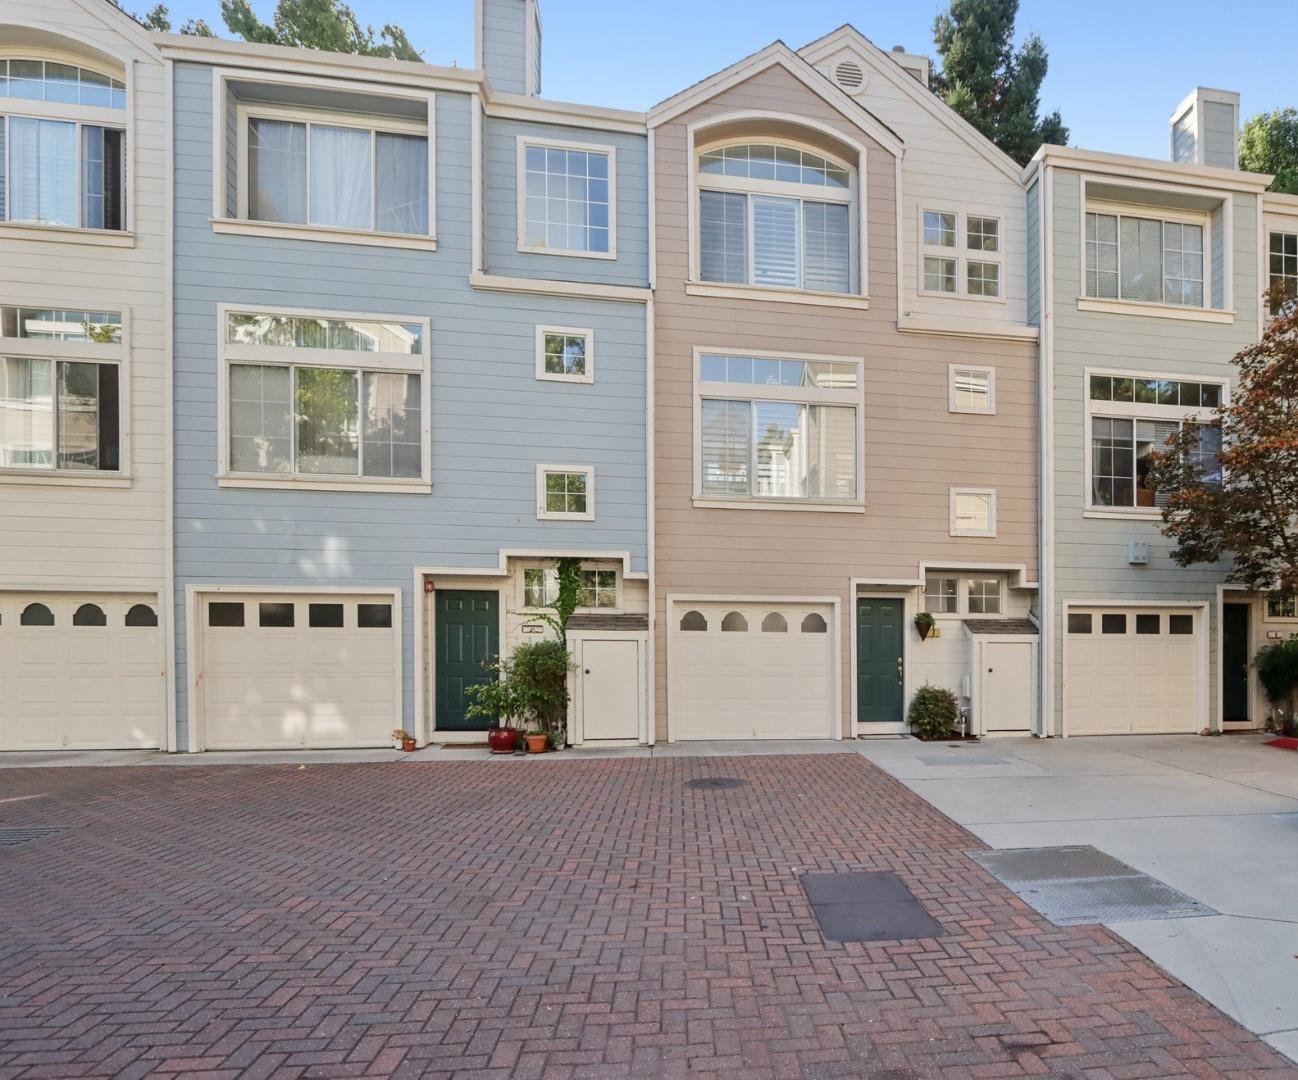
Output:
[
  {"xmin": 971, "ymin": 845, "xmax": 1215, "ymax": 925},
  {"xmin": 801, "ymin": 871, "xmax": 944, "ymax": 943}
]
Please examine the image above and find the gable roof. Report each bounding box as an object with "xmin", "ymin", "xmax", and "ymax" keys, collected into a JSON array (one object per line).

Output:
[
  {"xmin": 798, "ymin": 24, "xmax": 1022, "ymax": 182},
  {"xmin": 647, "ymin": 40, "xmax": 904, "ymax": 158},
  {"xmin": 73, "ymin": 0, "xmax": 162, "ymax": 59}
]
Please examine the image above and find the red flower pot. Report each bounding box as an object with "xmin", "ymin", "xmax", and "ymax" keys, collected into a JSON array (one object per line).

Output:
[
  {"xmin": 402, "ymin": 737, "xmax": 417, "ymax": 752},
  {"xmin": 488, "ymin": 727, "xmax": 518, "ymax": 754}
]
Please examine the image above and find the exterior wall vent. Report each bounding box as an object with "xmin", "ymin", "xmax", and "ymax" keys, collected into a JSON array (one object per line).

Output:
[
  {"xmin": 1127, "ymin": 540, "xmax": 1149, "ymax": 565},
  {"xmin": 834, "ymin": 60, "xmax": 864, "ymax": 91}
]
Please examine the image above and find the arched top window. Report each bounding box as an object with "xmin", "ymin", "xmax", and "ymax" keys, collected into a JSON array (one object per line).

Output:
[
  {"xmin": 1, "ymin": 59, "xmax": 126, "ymax": 109},
  {"xmin": 73, "ymin": 603, "xmax": 106, "ymax": 626},
  {"xmin": 125, "ymin": 604, "xmax": 158, "ymax": 627},
  {"xmin": 721, "ymin": 611, "xmax": 748, "ymax": 632},
  {"xmin": 0, "ymin": 57, "xmax": 128, "ymax": 231},
  {"xmin": 20, "ymin": 602, "xmax": 54, "ymax": 626},
  {"xmin": 761, "ymin": 612, "xmax": 788, "ymax": 633},
  {"xmin": 695, "ymin": 138, "xmax": 856, "ymax": 295},
  {"xmin": 679, "ymin": 609, "xmax": 707, "ymax": 632},
  {"xmin": 801, "ymin": 613, "xmax": 828, "ymax": 633}
]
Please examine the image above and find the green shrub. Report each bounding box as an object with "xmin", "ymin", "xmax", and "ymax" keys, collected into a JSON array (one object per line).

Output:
[
  {"xmin": 1256, "ymin": 637, "xmax": 1298, "ymax": 705},
  {"xmin": 465, "ymin": 639, "xmax": 573, "ymax": 745},
  {"xmin": 908, "ymin": 684, "xmax": 960, "ymax": 740}
]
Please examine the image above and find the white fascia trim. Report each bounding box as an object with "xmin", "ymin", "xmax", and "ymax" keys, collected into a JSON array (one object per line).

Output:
[
  {"xmin": 415, "ymin": 550, "xmax": 645, "ymax": 581},
  {"xmin": 0, "ymin": 581, "xmax": 164, "ymax": 594},
  {"xmin": 917, "ymin": 560, "xmax": 1035, "ymax": 591},
  {"xmin": 211, "ymin": 220, "xmax": 438, "ymax": 251},
  {"xmin": 897, "ymin": 315, "xmax": 1039, "ymax": 342},
  {"xmin": 468, "ymin": 271, "xmax": 651, "ymax": 303},
  {"xmin": 1026, "ymin": 145, "xmax": 1271, "ymax": 193},
  {"xmin": 0, "ymin": 222, "xmax": 134, "ymax": 247},
  {"xmin": 483, "ymin": 89, "xmax": 645, "ymax": 134},
  {"xmin": 797, "ymin": 26, "xmax": 1021, "ymax": 182},
  {"xmin": 1264, "ymin": 192, "xmax": 1298, "ymax": 218},
  {"xmin": 648, "ymin": 43, "xmax": 903, "ymax": 158},
  {"xmin": 1075, "ymin": 298, "xmax": 1234, "ymax": 324}
]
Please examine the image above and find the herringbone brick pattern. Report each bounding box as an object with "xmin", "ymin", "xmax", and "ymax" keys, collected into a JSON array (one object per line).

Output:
[{"xmin": 0, "ymin": 755, "xmax": 1291, "ymax": 1079}]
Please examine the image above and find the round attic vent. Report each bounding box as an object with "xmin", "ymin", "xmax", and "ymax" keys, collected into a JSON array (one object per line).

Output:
[{"xmin": 834, "ymin": 60, "xmax": 864, "ymax": 90}]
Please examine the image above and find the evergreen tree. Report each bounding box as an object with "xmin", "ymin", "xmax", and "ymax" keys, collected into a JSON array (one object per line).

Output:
[
  {"xmin": 1240, "ymin": 108, "xmax": 1298, "ymax": 196},
  {"xmin": 932, "ymin": 0, "xmax": 1067, "ymax": 165}
]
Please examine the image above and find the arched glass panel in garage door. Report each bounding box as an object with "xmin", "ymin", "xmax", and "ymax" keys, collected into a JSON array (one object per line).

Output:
[
  {"xmin": 761, "ymin": 612, "xmax": 787, "ymax": 632},
  {"xmin": 721, "ymin": 611, "xmax": 748, "ymax": 632},
  {"xmin": 73, "ymin": 603, "xmax": 106, "ymax": 626},
  {"xmin": 801, "ymin": 612, "xmax": 827, "ymax": 633},
  {"xmin": 679, "ymin": 610, "xmax": 707, "ymax": 631},
  {"xmin": 20, "ymin": 602, "xmax": 54, "ymax": 625}
]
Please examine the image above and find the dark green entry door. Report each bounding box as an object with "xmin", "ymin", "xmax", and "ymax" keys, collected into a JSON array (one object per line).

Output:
[
  {"xmin": 857, "ymin": 597, "xmax": 904, "ymax": 724},
  {"xmin": 1222, "ymin": 602, "xmax": 1250, "ymax": 723},
  {"xmin": 436, "ymin": 590, "xmax": 499, "ymax": 731}
]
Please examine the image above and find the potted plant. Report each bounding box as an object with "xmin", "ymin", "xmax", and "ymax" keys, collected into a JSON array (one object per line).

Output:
[
  {"xmin": 402, "ymin": 733, "xmax": 417, "ymax": 752},
  {"xmin": 525, "ymin": 729, "xmax": 549, "ymax": 754},
  {"xmin": 907, "ymin": 684, "xmax": 960, "ymax": 741},
  {"xmin": 914, "ymin": 611, "xmax": 935, "ymax": 641},
  {"xmin": 391, "ymin": 728, "xmax": 409, "ymax": 751},
  {"xmin": 487, "ymin": 723, "xmax": 518, "ymax": 755},
  {"xmin": 1257, "ymin": 636, "xmax": 1298, "ymax": 733}
]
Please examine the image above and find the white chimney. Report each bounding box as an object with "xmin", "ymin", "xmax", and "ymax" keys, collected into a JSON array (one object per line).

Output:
[
  {"xmin": 889, "ymin": 45, "xmax": 930, "ymax": 89},
  {"xmin": 1170, "ymin": 88, "xmax": 1240, "ymax": 170}
]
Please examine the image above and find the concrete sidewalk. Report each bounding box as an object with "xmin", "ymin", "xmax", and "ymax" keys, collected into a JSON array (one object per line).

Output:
[{"xmin": 856, "ymin": 732, "xmax": 1298, "ymax": 1063}]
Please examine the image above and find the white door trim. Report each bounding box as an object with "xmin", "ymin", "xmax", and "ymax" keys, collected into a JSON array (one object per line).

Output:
[
  {"xmin": 568, "ymin": 629, "xmax": 648, "ymax": 746},
  {"xmin": 850, "ymin": 581, "xmax": 916, "ymax": 736}
]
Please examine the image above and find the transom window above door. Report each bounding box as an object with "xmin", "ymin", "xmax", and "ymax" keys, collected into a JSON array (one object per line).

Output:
[
  {"xmin": 920, "ymin": 208, "xmax": 1002, "ymax": 300},
  {"xmin": 241, "ymin": 110, "xmax": 430, "ymax": 236},
  {"xmin": 696, "ymin": 141, "xmax": 857, "ymax": 295},
  {"xmin": 1, "ymin": 58, "xmax": 129, "ymax": 232},
  {"xmin": 218, "ymin": 307, "xmax": 430, "ymax": 491},
  {"xmin": 1086, "ymin": 371, "xmax": 1225, "ymax": 511},
  {"xmin": 696, "ymin": 351, "xmax": 861, "ymax": 506}
]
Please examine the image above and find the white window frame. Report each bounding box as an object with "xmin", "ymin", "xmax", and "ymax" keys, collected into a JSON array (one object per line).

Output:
[
  {"xmin": 693, "ymin": 135, "xmax": 860, "ymax": 298},
  {"xmin": 965, "ymin": 575, "xmax": 1003, "ymax": 615},
  {"xmin": 923, "ymin": 572, "xmax": 1006, "ymax": 618},
  {"xmin": 949, "ymin": 487, "xmax": 997, "ymax": 537},
  {"xmin": 922, "ymin": 574, "xmax": 959, "ymax": 616},
  {"xmin": 691, "ymin": 345, "xmax": 865, "ymax": 512},
  {"xmin": 1083, "ymin": 201, "xmax": 1210, "ymax": 310},
  {"xmin": 0, "ymin": 307, "xmax": 131, "ymax": 486},
  {"xmin": 534, "ymin": 325, "xmax": 594, "ymax": 384},
  {"xmin": 515, "ymin": 135, "xmax": 617, "ymax": 260},
  {"xmin": 1083, "ymin": 366, "xmax": 1228, "ymax": 518},
  {"xmin": 535, "ymin": 464, "xmax": 595, "ymax": 521},
  {"xmin": 215, "ymin": 302, "xmax": 431, "ymax": 493},
  {"xmin": 212, "ymin": 69, "xmax": 436, "ymax": 251},
  {"xmin": 918, "ymin": 207, "xmax": 1003, "ymax": 302},
  {"xmin": 0, "ymin": 49, "xmax": 134, "ymax": 241},
  {"xmin": 948, "ymin": 364, "xmax": 996, "ymax": 415},
  {"xmin": 516, "ymin": 559, "xmax": 623, "ymax": 613},
  {"xmin": 1269, "ymin": 229, "xmax": 1298, "ymax": 311},
  {"xmin": 1264, "ymin": 592, "xmax": 1297, "ymax": 622}
]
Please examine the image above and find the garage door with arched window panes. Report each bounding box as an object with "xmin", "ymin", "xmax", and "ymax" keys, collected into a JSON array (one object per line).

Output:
[{"xmin": 669, "ymin": 600, "xmax": 836, "ymax": 739}]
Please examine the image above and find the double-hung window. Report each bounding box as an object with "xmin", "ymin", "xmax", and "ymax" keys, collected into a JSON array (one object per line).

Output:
[
  {"xmin": 697, "ymin": 143, "xmax": 855, "ymax": 294},
  {"xmin": 242, "ymin": 109, "xmax": 430, "ymax": 236},
  {"xmin": 1270, "ymin": 231, "xmax": 1297, "ymax": 309},
  {"xmin": 1, "ymin": 59, "xmax": 128, "ymax": 231},
  {"xmin": 1085, "ymin": 209, "xmax": 1206, "ymax": 308},
  {"xmin": 0, "ymin": 305, "xmax": 124, "ymax": 474},
  {"xmin": 1087, "ymin": 372, "xmax": 1224, "ymax": 510},
  {"xmin": 519, "ymin": 138, "xmax": 613, "ymax": 256},
  {"xmin": 219, "ymin": 308, "xmax": 429, "ymax": 489},
  {"xmin": 696, "ymin": 352, "xmax": 861, "ymax": 505},
  {"xmin": 920, "ymin": 209, "xmax": 1002, "ymax": 299}
]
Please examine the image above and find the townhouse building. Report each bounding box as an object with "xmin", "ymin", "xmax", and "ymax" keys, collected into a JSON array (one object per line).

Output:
[
  {"xmin": 648, "ymin": 29, "xmax": 1042, "ymax": 741},
  {"xmin": 0, "ymin": 0, "xmax": 171, "ymax": 751}
]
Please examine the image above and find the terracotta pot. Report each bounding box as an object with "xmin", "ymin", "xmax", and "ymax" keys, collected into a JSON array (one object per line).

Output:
[
  {"xmin": 402, "ymin": 737, "xmax": 417, "ymax": 752},
  {"xmin": 525, "ymin": 734, "xmax": 548, "ymax": 754},
  {"xmin": 488, "ymin": 727, "xmax": 518, "ymax": 754}
]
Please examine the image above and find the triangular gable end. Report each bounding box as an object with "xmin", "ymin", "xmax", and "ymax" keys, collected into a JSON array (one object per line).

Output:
[
  {"xmin": 68, "ymin": 0, "xmax": 163, "ymax": 60},
  {"xmin": 799, "ymin": 25, "xmax": 1021, "ymax": 182},
  {"xmin": 648, "ymin": 40, "xmax": 903, "ymax": 158}
]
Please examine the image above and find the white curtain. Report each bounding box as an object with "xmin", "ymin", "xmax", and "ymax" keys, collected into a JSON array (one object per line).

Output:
[
  {"xmin": 0, "ymin": 357, "xmax": 54, "ymax": 468},
  {"xmin": 309, "ymin": 125, "xmax": 371, "ymax": 230},
  {"xmin": 248, "ymin": 119, "xmax": 306, "ymax": 224},
  {"xmin": 376, "ymin": 133, "xmax": 428, "ymax": 235},
  {"xmin": 9, "ymin": 118, "xmax": 77, "ymax": 226}
]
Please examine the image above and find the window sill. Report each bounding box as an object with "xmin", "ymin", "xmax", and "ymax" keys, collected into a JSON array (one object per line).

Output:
[
  {"xmin": 0, "ymin": 222, "xmax": 134, "ymax": 248},
  {"xmin": 212, "ymin": 218, "xmax": 437, "ymax": 251},
  {"xmin": 692, "ymin": 497, "xmax": 866, "ymax": 514},
  {"xmin": 950, "ymin": 531, "xmax": 997, "ymax": 539},
  {"xmin": 0, "ymin": 470, "xmax": 131, "ymax": 488},
  {"xmin": 685, "ymin": 281, "xmax": 869, "ymax": 310},
  {"xmin": 1076, "ymin": 297, "xmax": 1234, "ymax": 324},
  {"xmin": 918, "ymin": 288, "xmax": 1006, "ymax": 305},
  {"xmin": 218, "ymin": 474, "xmax": 431, "ymax": 494},
  {"xmin": 1083, "ymin": 507, "xmax": 1162, "ymax": 521},
  {"xmin": 517, "ymin": 242, "xmax": 617, "ymax": 261},
  {"xmin": 536, "ymin": 512, "xmax": 596, "ymax": 522}
]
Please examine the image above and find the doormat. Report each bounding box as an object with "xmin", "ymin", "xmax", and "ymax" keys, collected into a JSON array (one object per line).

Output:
[
  {"xmin": 971, "ymin": 846, "xmax": 1214, "ymax": 926},
  {"xmin": 1264, "ymin": 737, "xmax": 1298, "ymax": 750},
  {"xmin": 801, "ymin": 871, "xmax": 944, "ymax": 943}
]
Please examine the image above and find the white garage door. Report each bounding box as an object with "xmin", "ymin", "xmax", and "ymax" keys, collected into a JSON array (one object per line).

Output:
[
  {"xmin": 0, "ymin": 592, "xmax": 164, "ymax": 751},
  {"xmin": 1065, "ymin": 607, "xmax": 1201, "ymax": 735},
  {"xmin": 201, "ymin": 593, "xmax": 398, "ymax": 750},
  {"xmin": 670, "ymin": 600, "xmax": 836, "ymax": 740}
]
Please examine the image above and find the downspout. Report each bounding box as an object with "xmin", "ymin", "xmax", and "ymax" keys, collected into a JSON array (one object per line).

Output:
[{"xmin": 1038, "ymin": 163, "xmax": 1056, "ymax": 737}]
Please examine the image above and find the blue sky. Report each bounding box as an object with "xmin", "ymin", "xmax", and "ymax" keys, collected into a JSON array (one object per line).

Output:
[{"xmin": 162, "ymin": 0, "xmax": 1291, "ymax": 159}]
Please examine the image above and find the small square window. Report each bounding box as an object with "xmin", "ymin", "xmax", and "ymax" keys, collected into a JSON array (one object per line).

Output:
[
  {"xmin": 924, "ymin": 575, "xmax": 958, "ymax": 614},
  {"xmin": 967, "ymin": 216, "xmax": 999, "ymax": 252},
  {"xmin": 1136, "ymin": 613, "xmax": 1160, "ymax": 634},
  {"xmin": 923, "ymin": 210, "xmax": 956, "ymax": 247},
  {"xmin": 1067, "ymin": 613, "xmax": 1092, "ymax": 634},
  {"xmin": 309, "ymin": 603, "xmax": 345, "ymax": 628},
  {"xmin": 208, "ymin": 602, "xmax": 244, "ymax": 627},
  {"xmin": 1101, "ymin": 613, "xmax": 1127, "ymax": 634},
  {"xmin": 523, "ymin": 567, "xmax": 557, "ymax": 608},
  {"xmin": 538, "ymin": 467, "xmax": 593, "ymax": 520},
  {"xmin": 1169, "ymin": 614, "xmax": 1194, "ymax": 635},
  {"xmin": 357, "ymin": 603, "xmax": 392, "ymax": 628},
  {"xmin": 966, "ymin": 578, "xmax": 1001, "ymax": 615},
  {"xmin": 950, "ymin": 367, "xmax": 994, "ymax": 413},
  {"xmin": 580, "ymin": 568, "xmax": 618, "ymax": 608},
  {"xmin": 951, "ymin": 490, "xmax": 995, "ymax": 537},
  {"xmin": 924, "ymin": 255, "xmax": 957, "ymax": 293},
  {"xmin": 1267, "ymin": 593, "xmax": 1296, "ymax": 618},
  {"xmin": 967, "ymin": 260, "xmax": 1001, "ymax": 298},
  {"xmin": 537, "ymin": 328, "xmax": 593, "ymax": 382},
  {"xmin": 259, "ymin": 602, "xmax": 295, "ymax": 628}
]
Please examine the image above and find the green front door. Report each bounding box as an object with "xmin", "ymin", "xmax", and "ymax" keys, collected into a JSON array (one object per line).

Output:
[
  {"xmin": 435, "ymin": 590, "xmax": 499, "ymax": 731},
  {"xmin": 857, "ymin": 597, "xmax": 904, "ymax": 724}
]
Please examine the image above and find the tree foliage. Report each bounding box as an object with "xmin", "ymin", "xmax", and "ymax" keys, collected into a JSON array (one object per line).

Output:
[
  {"xmin": 908, "ymin": 684, "xmax": 960, "ymax": 740},
  {"xmin": 931, "ymin": 0, "xmax": 1068, "ymax": 165},
  {"xmin": 219, "ymin": 0, "xmax": 420, "ymax": 59},
  {"xmin": 1144, "ymin": 287, "xmax": 1298, "ymax": 597},
  {"xmin": 1240, "ymin": 108, "xmax": 1298, "ymax": 196},
  {"xmin": 464, "ymin": 640, "xmax": 572, "ymax": 745}
]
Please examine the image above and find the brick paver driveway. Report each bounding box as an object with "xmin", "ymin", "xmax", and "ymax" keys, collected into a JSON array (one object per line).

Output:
[{"xmin": 1, "ymin": 755, "xmax": 1292, "ymax": 1079}]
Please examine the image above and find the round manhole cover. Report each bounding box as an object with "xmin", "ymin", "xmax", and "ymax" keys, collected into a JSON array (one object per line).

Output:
[{"xmin": 685, "ymin": 777, "xmax": 746, "ymax": 791}]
